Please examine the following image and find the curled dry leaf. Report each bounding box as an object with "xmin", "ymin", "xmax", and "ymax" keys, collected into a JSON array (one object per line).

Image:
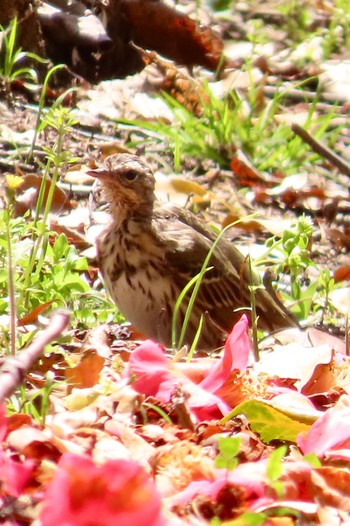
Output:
[
  {"xmin": 139, "ymin": 48, "xmax": 209, "ymax": 117},
  {"xmin": 49, "ymin": 220, "xmax": 91, "ymax": 251},
  {"xmin": 105, "ymin": 419, "xmax": 155, "ymax": 462},
  {"xmin": 222, "ymin": 215, "xmax": 294, "ymax": 237},
  {"xmin": 329, "ymin": 286, "xmax": 350, "ymax": 316},
  {"xmin": 170, "ymin": 177, "xmax": 207, "ymax": 197},
  {"xmin": 230, "ymin": 153, "xmax": 280, "ymax": 188},
  {"xmin": 311, "ymin": 467, "xmax": 350, "ymax": 512},
  {"xmin": 7, "ymin": 425, "xmax": 61, "ymax": 462},
  {"xmin": 151, "ymin": 441, "xmax": 215, "ymax": 497},
  {"xmin": 326, "ymin": 228, "xmax": 350, "ymax": 251},
  {"xmin": 15, "ymin": 174, "xmax": 71, "ymax": 215},
  {"xmin": 65, "ymin": 350, "xmax": 104, "ymax": 395},
  {"xmin": 121, "ymin": 0, "xmax": 225, "ymax": 72},
  {"xmin": 334, "ymin": 265, "xmax": 350, "ymax": 282},
  {"xmin": 18, "ymin": 301, "xmax": 54, "ymax": 326}
]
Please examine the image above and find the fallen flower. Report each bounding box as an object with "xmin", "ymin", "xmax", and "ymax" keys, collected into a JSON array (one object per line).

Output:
[
  {"xmin": 40, "ymin": 453, "xmax": 167, "ymax": 526},
  {"xmin": 127, "ymin": 339, "xmax": 178, "ymax": 401},
  {"xmin": 126, "ymin": 316, "xmax": 251, "ymax": 420},
  {"xmin": 167, "ymin": 458, "xmax": 315, "ymax": 520},
  {"xmin": 199, "ymin": 315, "xmax": 250, "ymax": 393},
  {"xmin": 298, "ymin": 394, "xmax": 350, "ymax": 457},
  {"xmin": 126, "ymin": 339, "xmax": 229, "ymax": 420},
  {"xmin": 0, "ymin": 404, "xmax": 6, "ymax": 441},
  {"xmin": 0, "ymin": 449, "xmax": 35, "ymax": 497},
  {"xmin": 168, "ymin": 458, "xmax": 269, "ymax": 508}
]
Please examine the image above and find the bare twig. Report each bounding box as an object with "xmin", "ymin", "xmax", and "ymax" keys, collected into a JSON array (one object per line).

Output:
[
  {"xmin": 0, "ymin": 311, "xmax": 70, "ymax": 403},
  {"xmin": 264, "ymin": 85, "xmax": 349, "ymax": 105},
  {"xmin": 291, "ymin": 123, "xmax": 350, "ymax": 178}
]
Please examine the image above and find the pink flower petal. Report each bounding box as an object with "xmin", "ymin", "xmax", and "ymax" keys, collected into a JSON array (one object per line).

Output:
[
  {"xmin": 41, "ymin": 453, "xmax": 166, "ymax": 526},
  {"xmin": 298, "ymin": 395, "xmax": 350, "ymax": 456},
  {"xmin": 0, "ymin": 450, "xmax": 35, "ymax": 497},
  {"xmin": 200, "ymin": 315, "xmax": 250, "ymax": 393},
  {"xmin": 127, "ymin": 340, "xmax": 176, "ymax": 401},
  {"xmin": 169, "ymin": 459, "xmax": 268, "ymax": 508},
  {"xmin": 0, "ymin": 404, "xmax": 7, "ymax": 442},
  {"xmin": 125, "ymin": 326, "xmax": 251, "ymax": 422}
]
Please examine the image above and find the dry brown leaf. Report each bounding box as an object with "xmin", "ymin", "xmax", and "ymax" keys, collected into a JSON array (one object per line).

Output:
[
  {"xmin": 49, "ymin": 220, "xmax": 91, "ymax": 251},
  {"xmin": 230, "ymin": 150, "xmax": 284, "ymax": 188},
  {"xmin": 15, "ymin": 173, "xmax": 71, "ymax": 215},
  {"xmin": 334, "ymin": 265, "xmax": 350, "ymax": 282},
  {"xmin": 105, "ymin": 419, "xmax": 155, "ymax": 461},
  {"xmin": 140, "ymin": 48, "xmax": 209, "ymax": 117},
  {"xmin": 151, "ymin": 441, "xmax": 215, "ymax": 496},
  {"xmin": 326, "ymin": 228, "xmax": 350, "ymax": 251},
  {"xmin": 222, "ymin": 216, "xmax": 294, "ymax": 236},
  {"xmin": 18, "ymin": 301, "xmax": 53, "ymax": 326},
  {"xmin": 65, "ymin": 350, "xmax": 104, "ymax": 394},
  {"xmin": 7, "ymin": 426, "xmax": 60, "ymax": 461},
  {"xmin": 301, "ymin": 359, "xmax": 338, "ymax": 396},
  {"xmin": 312, "ymin": 467, "xmax": 350, "ymax": 512},
  {"xmin": 121, "ymin": 0, "xmax": 224, "ymax": 72},
  {"xmin": 329, "ymin": 287, "xmax": 350, "ymax": 316},
  {"xmin": 170, "ymin": 177, "xmax": 207, "ymax": 197},
  {"xmin": 99, "ymin": 142, "xmax": 132, "ymax": 159},
  {"xmin": 256, "ymin": 340, "xmax": 336, "ymax": 392},
  {"xmin": 50, "ymin": 405, "xmax": 100, "ymax": 438},
  {"xmin": 63, "ymin": 164, "xmax": 95, "ymax": 186}
]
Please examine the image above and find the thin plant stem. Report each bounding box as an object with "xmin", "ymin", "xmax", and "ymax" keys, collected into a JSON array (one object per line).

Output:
[
  {"xmin": 5, "ymin": 207, "xmax": 16, "ymax": 355},
  {"xmin": 173, "ymin": 214, "xmax": 260, "ymax": 352},
  {"xmin": 186, "ymin": 314, "xmax": 204, "ymax": 363}
]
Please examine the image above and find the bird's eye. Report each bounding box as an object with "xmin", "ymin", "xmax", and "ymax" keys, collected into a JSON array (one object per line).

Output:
[{"xmin": 123, "ymin": 169, "xmax": 139, "ymax": 181}]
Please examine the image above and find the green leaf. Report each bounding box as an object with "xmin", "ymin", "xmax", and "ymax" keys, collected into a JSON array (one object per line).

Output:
[
  {"xmin": 215, "ymin": 456, "xmax": 238, "ymax": 471},
  {"xmin": 217, "ymin": 436, "xmax": 241, "ymax": 458},
  {"xmin": 215, "ymin": 436, "xmax": 241, "ymax": 471},
  {"xmin": 303, "ymin": 453, "xmax": 322, "ymax": 468},
  {"xmin": 72, "ymin": 257, "xmax": 89, "ymax": 271},
  {"xmin": 266, "ymin": 445, "xmax": 287, "ymax": 482},
  {"xmin": 59, "ymin": 274, "xmax": 90, "ymax": 292},
  {"xmin": 53, "ymin": 233, "xmax": 68, "ymax": 260},
  {"xmin": 220, "ymin": 400, "xmax": 311, "ymax": 443}
]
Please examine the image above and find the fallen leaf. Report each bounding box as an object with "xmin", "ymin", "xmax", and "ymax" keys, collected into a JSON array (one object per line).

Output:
[
  {"xmin": 334, "ymin": 266, "xmax": 350, "ymax": 282},
  {"xmin": 65, "ymin": 350, "xmax": 104, "ymax": 394},
  {"xmin": 221, "ymin": 400, "xmax": 311, "ymax": 443},
  {"xmin": 139, "ymin": 47, "xmax": 209, "ymax": 116},
  {"xmin": 18, "ymin": 301, "xmax": 53, "ymax": 326},
  {"xmin": 120, "ymin": 0, "xmax": 225, "ymax": 72},
  {"xmin": 15, "ymin": 173, "xmax": 71, "ymax": 215},
  {"xmin": 311, "ymin": 467, "xmax": 350, "ymax": 512}
]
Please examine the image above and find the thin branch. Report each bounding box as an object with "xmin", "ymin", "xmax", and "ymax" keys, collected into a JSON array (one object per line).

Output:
[
  {"xmin": 291, "ymin": 123, "xmax": 350, "ymax": 178},
  {"xmin": 264, "ymin": 85, "xmax": 349, "ymax": 105},
  {"xmin": 0, "ymin": 311, "xmax": 70, "ymax": 403}
]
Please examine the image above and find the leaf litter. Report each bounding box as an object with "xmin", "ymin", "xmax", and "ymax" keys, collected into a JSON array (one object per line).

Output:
[{"xmin": 0, "ymin": 0, "xmax": 350, "ymax": 524}]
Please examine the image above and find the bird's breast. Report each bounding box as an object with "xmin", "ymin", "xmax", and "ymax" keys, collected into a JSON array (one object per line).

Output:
[{"xmin": 96, "ymin": 223, "xmax": 178, "ymax": 341}]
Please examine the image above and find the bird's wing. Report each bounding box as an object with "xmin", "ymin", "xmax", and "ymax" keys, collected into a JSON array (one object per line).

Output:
[
  {"xmin": 153, "ymin": 202, "xmax": 298, "ymax": 332},
  {"xmin": 152, "ymin": 203, "xmax": 257, "ymax": 329}
]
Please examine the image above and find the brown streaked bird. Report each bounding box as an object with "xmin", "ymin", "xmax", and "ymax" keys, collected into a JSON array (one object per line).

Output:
[{"xmin": 88, "ymin": 154, "xmax": 298, "ymax": 349}]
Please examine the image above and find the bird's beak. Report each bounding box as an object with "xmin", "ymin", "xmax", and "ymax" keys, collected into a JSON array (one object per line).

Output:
[{"xmin": 86, "ymin": 167, "xmax": 109, "ymax": 180}]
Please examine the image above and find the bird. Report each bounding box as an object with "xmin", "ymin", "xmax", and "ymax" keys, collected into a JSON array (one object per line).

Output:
[{"xmin": 87, "ymin": 154, "xmax": 298, "ymax": 349}]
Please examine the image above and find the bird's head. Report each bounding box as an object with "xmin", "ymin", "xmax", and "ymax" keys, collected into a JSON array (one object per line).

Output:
[{"xmin": 87, "ymin": 154, "xmax": 156, "ymax": 218}]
